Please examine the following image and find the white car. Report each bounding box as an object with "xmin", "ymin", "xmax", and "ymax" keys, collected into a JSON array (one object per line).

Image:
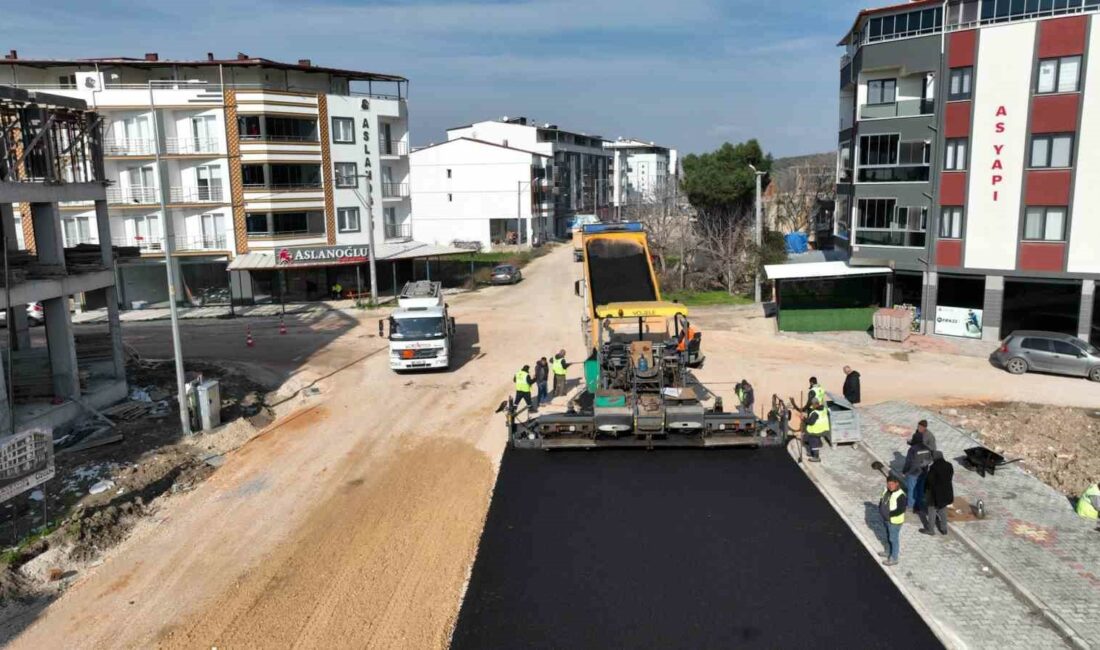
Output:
[{"xmin": 0, "ymin": 302, "xmax": 44, "ymax": 326}]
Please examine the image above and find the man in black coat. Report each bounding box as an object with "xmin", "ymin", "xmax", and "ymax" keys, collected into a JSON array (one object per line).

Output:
[
  {"xmin": 842, "ymin": 366, "xmax": 861, "ymax": 404},
  {"xmin": 920, "ymin": 450, "xmax": 955, "ymax": 535}
]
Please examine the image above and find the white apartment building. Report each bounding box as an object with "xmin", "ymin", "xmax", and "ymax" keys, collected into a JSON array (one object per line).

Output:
[
  {"xmin": 605, "ymin": 138, "xmax": 678, "ymax": 217},
  {"xmin": 410, "ymin": 138, "xmax": 552, "ymax": 251},
  {"xmin": 0, "ymin": 52, "xmax": 413, "ymax": 305},
  {"xmin": 443, "ymin": 117, "xmax": 612, "ymax": 237}
]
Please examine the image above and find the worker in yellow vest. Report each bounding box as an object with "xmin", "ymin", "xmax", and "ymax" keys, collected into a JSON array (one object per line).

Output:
[
  {"xmin": 803, "ymin": 376, "xmax": 827, "ymax": 412},
  {"xmin": 514, "ymin": 365, "xmax": 535, "ymax": 412},
  {"xmin": 551, "ymin": 350, "xmax": 570, "ymax": 398},
  {"xmin": 802, "ymin": 398, "xmax": 829, "ymax": 463},
  {"xmin": 879, "ymin": 474, "xmax": 908, "ymax": 566},
  {"xmin": 1076, "ymin": 481, "xmax": 1099, "ymax": 520}
]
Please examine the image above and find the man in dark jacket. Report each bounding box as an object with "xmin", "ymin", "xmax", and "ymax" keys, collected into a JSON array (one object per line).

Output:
[
  {"xmin": 920, "ymin": 451, "xmax": 955, "ymax": 535},
  {"xmin": 902, "ymin": 432, "xmax": 933, "ymax": 512},
  {"xmin": 842, "ymin": 366, "xmax": 861, "ymax": 404},
  {"xmin": 534, "ymin": 357, "xmax": 550, "ymax": 405}
]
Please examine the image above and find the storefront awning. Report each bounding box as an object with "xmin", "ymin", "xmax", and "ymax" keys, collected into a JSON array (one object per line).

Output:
[
  {"xmin": 764, "ymin": 261, "xmax": 892, "ymax": 281},
  {"xmin": 227, "ymin": 241, "xmax": 468, "ymax": 271}
]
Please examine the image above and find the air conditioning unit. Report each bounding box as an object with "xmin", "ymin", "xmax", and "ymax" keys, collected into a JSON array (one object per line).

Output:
[{"xmin": 75, "ymin": 71, "xmax": 104, "ymax": 91}]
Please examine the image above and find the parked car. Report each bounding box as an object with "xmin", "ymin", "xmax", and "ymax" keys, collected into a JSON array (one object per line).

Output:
[
  {"xmin": 990, "ymin": 330, "xmax": 1100, "ymax": 381},
  {"xmin": 0, "ymin": 302, "xmax": 44, "ymax": 327},
  {"xmin": 490, "ymin": 264, "xmax": 522, "ymax": 285}
]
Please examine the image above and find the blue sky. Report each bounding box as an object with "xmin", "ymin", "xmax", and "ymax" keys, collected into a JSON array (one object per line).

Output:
[{"xmin": 2, "ymin": 0, "xmax": 870, "ymax": 157}]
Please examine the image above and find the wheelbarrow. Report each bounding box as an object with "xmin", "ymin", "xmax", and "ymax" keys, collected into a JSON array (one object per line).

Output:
[{"xmin": 963, "ymin": 446, "xmax": 1022, "ymax": 477}]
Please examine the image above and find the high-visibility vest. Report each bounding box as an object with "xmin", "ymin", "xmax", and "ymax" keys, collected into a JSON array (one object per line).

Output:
[
  {"xmin": 805, "ymin": 406, "xmax": 830, "ymax": 436},
  {"xmin": 677, "ymin": 326, "xmax": 696, "ymax": 352},
  {"xmin": 1076, "ymin": 483, "xmax": 1100, "ymax": 519},
  {"xmin": 514, "ymin": 370, "xmax": 531, "ymax": 393},
  {"xmin": 735, "ymin": 387, "xmax": 746, "ymax": 404},
  {"xmin": 882, "ymin": 489, "xmax": 906, "ymax": 525},
  {"xmin": 551, "ymin": 357, "xmax": 567, "ymax": 376},
  {"xmin": 811, "ymin": 384, "xmax": 826, "ymax": 405}
]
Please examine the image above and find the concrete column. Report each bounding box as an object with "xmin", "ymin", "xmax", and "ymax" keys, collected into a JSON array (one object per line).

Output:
[
  {"xmin": 29, "ymin": 202, "xmax": 65, "ymax": 267},
  {"xmin": 0, "ymin": 351, "xmax": 10, "ymax": 436},
  {"xmin": 921, "ymin": 270, "xmax": 938, "ymax": 334},
  {"xmin": 42, "ymin": 295, "xmax": 80, "ymax": 399},
  {"xmin": 981, "ymin": 275, "xmax": 1004, "ymax": 342},
  {"xmin": 1079, "ymin": 279, "xmax": 1095, "ymax": 342},
  {"xmin": 1, "ymin": 202, "xmax": 30, "ymax": 349},
  {"xmin": 94, "ymin": 200, "xmax": 126, "ymax": 379}
]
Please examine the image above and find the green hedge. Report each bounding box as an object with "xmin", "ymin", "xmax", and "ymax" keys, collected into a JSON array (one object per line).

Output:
[{"xmin": 778, "ymin": 307, "xmax": 877, "ymax": 332}]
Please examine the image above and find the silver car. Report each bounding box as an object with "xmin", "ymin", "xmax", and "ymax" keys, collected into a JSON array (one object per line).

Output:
[{"xmin": 990, "ymin": 330, "xmax": 1100, "ymax": 381}]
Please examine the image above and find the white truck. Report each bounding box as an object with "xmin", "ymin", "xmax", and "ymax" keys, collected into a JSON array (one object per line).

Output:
[{"xmin": 379, "ymin": 281, "xmax": 456, "ymax": 371}]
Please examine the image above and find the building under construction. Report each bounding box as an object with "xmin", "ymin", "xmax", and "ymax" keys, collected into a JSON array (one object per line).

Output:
[{"xmin": 0, "ymin": 85, "xmax": 127, "ymax": 435}]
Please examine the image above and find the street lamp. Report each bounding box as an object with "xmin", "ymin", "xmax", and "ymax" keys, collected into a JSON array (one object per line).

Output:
[{"xmin": 748, "ymin": 163, "xmax": 766, "ymax": 303}]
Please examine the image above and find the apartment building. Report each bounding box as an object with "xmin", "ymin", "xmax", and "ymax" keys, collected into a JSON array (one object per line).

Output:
[
  {"xmin": 409, "ymin": 138, "xmax": 553, "ymax": 250},
  {"xmin": 0, "ymin": 85, "xmax": 127, "ymax": 434},
  {"xmin": 443, "ymin": 117, "xmax": 612, "ymax": 237},
  {"xmin": 604, "ymin": 138, "xmax": 678, "ymax": 217},
  {"xmin": 0, "ymin": 52, "xmax": 412, "ymax": 305},
  {"xmin": 837, "ymin": 1, "xmax": 1100, "ymax": 344}
]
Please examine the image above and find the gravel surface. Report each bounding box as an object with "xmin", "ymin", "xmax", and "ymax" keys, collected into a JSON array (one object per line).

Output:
[{"xmin": 452, "ymin": 446, "xmax": 938, "ymax": 649}]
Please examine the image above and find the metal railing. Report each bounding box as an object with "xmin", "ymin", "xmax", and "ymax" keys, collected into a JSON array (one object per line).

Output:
[
  {"xmin": 5, "ymin": 81, "xmax": 406, "ymax": 101},
  {"xmin": 383, "ymin": 222, "xmax": 412, "ymax": 241},
  {"xmin": 168, "ymin": 186, "xmax": 225, "ymax": 203},
  {"xmin": 104, "ymin": 138, "xmax": 155, "ymax": 156},
  {"xmin": 381, "ymin": 182, "xmax": 409, "ymax": 198},
  {"xmin": 380, "ymin": 140, "xmax": 409, "ymax": 156},
  {"xmin": 239, "ymin": 134, "xmax": 318, "ymax": 143},
  {"xmin": 242, "ymin": 182, "xmax": 323, "ymax": 191},
  {"xmin": 107, "ymin": 186, "xmax": 158, "ymax": 204},
  {"xmin": 174, "ymin": 235, "xmax": 228, "ymax": 251},
  {"xmin": 860, "ymin": 98, "xmax": 934, "ymax": 120},
  {"xmin": 112, "ymin": 235, "xmax": 163, "ymax": 252},
  {"xmin": 165, "ymin": 137, "xmax": 220, "ymax": 155},
  {"xmin": 111, "ymin": 234, "xmax": 229, "ymax": 252}
]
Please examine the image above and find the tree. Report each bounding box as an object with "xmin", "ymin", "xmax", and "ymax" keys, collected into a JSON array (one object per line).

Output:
[
  {"xmin": 767, "ymin": 164, "xmax": 835, "ymax": 234},
  {"xmin": 680, "ymin": 140, "xmax": 773, "ymax": 226}
]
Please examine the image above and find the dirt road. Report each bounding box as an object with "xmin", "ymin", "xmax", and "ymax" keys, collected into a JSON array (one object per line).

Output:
[{"xmin": 7, "ymin": 244, "xmax": 1096, "ymax": 648}]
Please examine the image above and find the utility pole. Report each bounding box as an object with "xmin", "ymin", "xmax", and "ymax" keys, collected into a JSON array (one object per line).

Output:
[
  {"xmin": 749, "ymin": 164, "xmax": 766, "ymax": 303},
  {"xmin": 148, "ymin": 82, "xmax": 190, "ymax": 435},
  {"xmin": 352, "ymin": 175, "xmax": 379, "ymax": 304}
]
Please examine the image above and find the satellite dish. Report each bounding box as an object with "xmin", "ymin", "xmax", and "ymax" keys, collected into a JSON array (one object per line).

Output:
[{"xmin": 84, "ymin": 76, "xmax": 98, "ymax": 89}]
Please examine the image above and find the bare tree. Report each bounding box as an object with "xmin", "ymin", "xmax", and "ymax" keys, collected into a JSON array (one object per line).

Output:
[
  {"xmin": 766, "ymin": 164, "xmax": 835, "ymax": 234},
  {"xmin": 694, "ymin": 209, "xmax": 753, "ymax": 294}
]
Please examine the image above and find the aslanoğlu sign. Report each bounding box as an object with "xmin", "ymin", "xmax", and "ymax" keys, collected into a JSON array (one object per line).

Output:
[{"xmin": 276, "ymin": 245, "xmax": 370, "ymax": 267}]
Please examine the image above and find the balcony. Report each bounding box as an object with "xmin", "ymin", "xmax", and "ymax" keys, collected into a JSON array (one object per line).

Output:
[
  {"xmin": 242, "ymin": 182, "xmax": 322, "ymax": 192},
  {"xmin": 105, "ymin": 138, "xmax": 155, "ymax": 156},
  {"xmin": 112, "ymin": 235, "xmax": 163, "ymax": 253},
  {"xmin": 381, "ymin": 182, "xmax": 409, "ymax": 199},
  {"xmin": 174, "ymin": 234, "xmax": 229, "ymax": 252},
  {"xmin": 383, "ymin": 222, "xmax": 411, "ymax": 241},
  {"xmin": 856, "ymin": 166, "xmax": 930, "ymax": 183},
  {"xmin": 107, "ymin": 186, "xmax": 158, "ymax": 205},
  {"xmin": 859, "ymin": 99, "xmax": 934, "ymax": 120},
  {"xmin": 168, "ymin": 186, "xmax": 225, "ymax": 204},
  {"xmin": 165, "ymin": 137, "xmax": 220, "ymax": 155},
  {"xmin": 239, "ymin": 133, "xmax": 319, "ymax": 143},
  {"xmin": 380, "ymin": 140, "xmax": 409, "ymax": 156}
]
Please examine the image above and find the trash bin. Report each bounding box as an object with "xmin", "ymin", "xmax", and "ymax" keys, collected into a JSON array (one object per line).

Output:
[{"xmin": 825, "ymin": 391, "xmax": 861, "ymax": 446}]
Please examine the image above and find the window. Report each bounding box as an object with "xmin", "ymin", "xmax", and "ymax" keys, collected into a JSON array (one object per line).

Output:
[
  {"xmin": 384, "ymin": 207, "xmax": 398, "ymax": 225},
  {"xmin": 1023, "ymin": 206, "xmax": 1066, "ymax": 241},
  {"xmin": 62, "ymin": 216, "xmax": 93, "ymax": 247},
  {"xmin": 242, "ymin": 164, "xmax": 265, "ymax": 187},
  {"xmin": 1052, "ymin": 340, "xmax": 1083, "ymax": 356},
  {"xmin": 195, "ymin": 165, "xmax": 223, "ymax": 201},
  {"xmin": 859, "ymin": 134, "xmax": 899, "ymax": 166},
  {"xmin": 332, "ymin": 117, "xmax": 355, "ymax": 144},
  {"xmin": 337, "ymin": 207, "xmax": 361, "ymax": 233},
  {"xmin": 335, "ymin": 162, "xmax": 358, "ymax": 188},
  {"xmin": 898, "ymin": 141, "xmax": 930, "ymax": 165},
  {"xmin": 944, "ymin": 138, "xmax": 968, "ymax": 170},
  {"xmin": 246, "ymin": 212, "xmax": 270, "ymax": 234},
  {"xmin": 837, "ymin": 143, "xmax": 853, "ymax": 182},
  {"xmin": 867, "ymin": 79, "xmax": 897, "ymax": 104},
  {"xmin": 1030, "ymin": 134, "xmax": 1074, "ymax": 168},
  {"xmin": 855, "ymin": 198, "xmax": 927, "ymax": 247},
  {"xmin": 1037, "ymin": 56, "xmax": 1081, "ymax": 93},
  {"xmin": 238, "ymin": 115, "xmax": 262, "ymax": 139},
  {"xmin": 1020, "ymin": 337, "xmax": 1051, "ymax": 352},
  {"xmin": 948, "ymin": 67, "xmax": 973, "ymax": 100},
  {"xmin": 939, "ymin": 206, "xmax": 965, "ymax": 238}
]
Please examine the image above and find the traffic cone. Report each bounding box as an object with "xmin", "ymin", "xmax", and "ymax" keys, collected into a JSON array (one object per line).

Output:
[
  {"xmin": 246, "ymin": 325, "xmax": 254, "ymax": 347},
  {"xmin": 279, "ymin": 318, "xmax": 287, "ymax": 335}
]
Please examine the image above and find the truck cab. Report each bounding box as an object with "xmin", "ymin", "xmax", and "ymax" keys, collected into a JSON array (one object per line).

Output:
[{"xmin": 380, "ymin": 281, "xmax": 456, "ymax": 371}]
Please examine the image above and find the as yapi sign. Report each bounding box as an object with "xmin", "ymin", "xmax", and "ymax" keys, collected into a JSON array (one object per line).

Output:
[
  {"xmin": 991, "ymin": 105, "xmax": 1007, "ymax": 202},
  {"xmin": 276, "ymin": 245, "xmax": 369, "ymax": 267}
]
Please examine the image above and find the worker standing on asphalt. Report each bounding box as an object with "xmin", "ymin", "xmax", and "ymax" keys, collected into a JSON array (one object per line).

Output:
[
  {"xmin": 920, "ymin": 451, "xmax": 954, "ymax": 536},
  {"xmin": 842, "ymin": 366, "xmax": 861, "ymax": 404},
  {"xmin": 551, "ymin": 350, "xmax": 570, "ymax": 398},
  {"xmin": 514, "ymin": 365, "xmax": 535, "ymax": 412},
  {"xmin": 804, "ymin": 376, "xmax": 826, "ymax": 411},
  {"xmin": 534, "ymin": 357, "xmax": 550, "ymax": 405},
  {"xmin": 879, "ymin": 474, "xmax": 908, "ymax": 566},
  {"xmin": 735, "ymin": 379, "xmax": 755, "ymax": 415},
  {"xmin": 802, "ymin": 397, "xmax": 829, "ymax": 463},
  {"xmin": 1075, "ymin": 481, "xmax": 1100, "ymax": 520},
  {"xmin": 902, "ymin": 430, "xmax": 933, "ymax": 512}
]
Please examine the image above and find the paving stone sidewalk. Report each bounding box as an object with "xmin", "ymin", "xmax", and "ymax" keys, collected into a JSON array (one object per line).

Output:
[
  {"xmin": 803, "ymin": 401, "xmax": 1097, "ymax": 649},
  {"xmin": 71, "ymin": 301, "xmax": 359, "ymax": 324}
]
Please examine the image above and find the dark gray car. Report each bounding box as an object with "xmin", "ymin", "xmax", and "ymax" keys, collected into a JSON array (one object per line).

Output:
[
  {"xmin": 490, "ymin": 264, "xmax": 522, "ymax": 285},
  {"xmin": 990, "ymin": 330, "xmax": 1100, "ymax": 381}
]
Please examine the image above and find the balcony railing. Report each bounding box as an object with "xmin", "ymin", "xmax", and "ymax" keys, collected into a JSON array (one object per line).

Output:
[
  {"xmin": 381, "ymin": 182, "xmax": 409, "ymax": 198},
  {"xmin": 5, "ymin": 80, "xmax": 406, "ymax": 102},
  {"xmin": 107, "ymin": 186, "xmax": 158, "ymax": 205},
  {"xmin": 105, "ymin": 138, "xmax": 155, "ymax": 156},
  {"xmin": 380, "ymin": 140, "xmax": 409, "ymax": 156},
  {"xmin": 856, "ymin": 166, "xmax": 930, "ymax": 183},
  {"xmin": 175, "ymin": 235, "xmax": 229, "ymax": 251},
  {"xmin": 384, "ymin": 222, "xmax": 411, "ymax": 241},
  {"xmin": 112, "ymin": 235, "xmax": 163, "ymax": 252},
  {"xmin": 242, "ymin": 182, "xmax": 323, "ymax": 191},
  {"xmin": 169, "ymin": 186, "xmax": 225, "ymax": 203},
  {"xmin": 165, "ymin": 137, "xmax": 220, "ymax": 155},
  {"xmin": 111, "ymin": 234, "xmax": 229, "ymax": 253},
  {"xmin": 239, "ymin": 134, "xmax": 319, "ymax": 143},
  {"xmin": 859, "ymin": 99, "xmax": 935, "ymax": 120}
]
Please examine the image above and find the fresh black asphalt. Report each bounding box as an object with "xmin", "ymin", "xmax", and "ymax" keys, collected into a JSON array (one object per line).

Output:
[{"xmin": 451, "ymin": 447, "xmax": 941, "ymax": 649}]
